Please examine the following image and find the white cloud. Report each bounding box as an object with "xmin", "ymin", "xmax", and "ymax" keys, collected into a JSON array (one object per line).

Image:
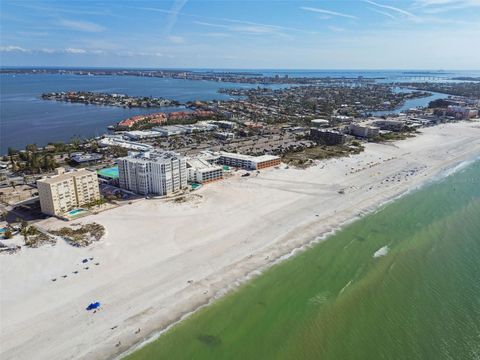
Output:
[
  {"xmin": 58, "ymin": 19, "xmax": 105, "ymax": 32},
  {"xmin": 137, "ymin": 6, "xmax": 313, "ymax": 34},
  {"xmin": 40, "ymin": 48, "xmax": 56, "ymax": 54},
  {"xmin": 164, "ymin": 0, "xmax": 189, "ymax": 34},
  {"xmin": 0, "ymin": 45, "xmax": 29, "ymax": 52},
  {"xmin": 416, "ymin": 0, "xmax": 480, "ymax": 5},
  {"xmin": 364, "ymin": 1, "xmax": 418, "ymax": 19},
  {"xmin": 328, "ymin": 26, "xmax": 347, "ymax": 32},
  {"xmin": 194, "ymin": 20, "xmax": 291, "ymax": 37},
  {"xmin": 369, "ymin": 8, "xmax": 397, "ymax": 19},
  {"xmin": 415, "ymin": 0, "xmax": 480, "ymax": 12},
  {"xmin": 301, "ymin": 6, "xmax": 358, "ymax": 19},
  {"xmin": 167, "ymin": 35, "xmax": 185, "ymax": 44},
  {"xmin": 201, "ymin": 32, "xmax": 230, "ymax": 38},
  {"xmin": 64, "ymin": 48, "xmax": 87, "ymax": 54},
  {"xmin": 194, "ymin": 21, "xmax": 226, "ymax": 29}
]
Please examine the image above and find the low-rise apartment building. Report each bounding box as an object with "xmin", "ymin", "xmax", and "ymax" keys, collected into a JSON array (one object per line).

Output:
[
  {"xmin": 349, "ymin": 123, "xmax": 380, "ymax": 138},
  {"xmin": 186, "ymin": 158, "xmax": 223, "ymax": 184},
  {"xmin": 370, "ymin": 119, "xmax": 406, "ymax": 132},
  {"xmin": 309, "ymin": 128, "xmax": 348, "ymax": 145},
  {"xmin": 218, "ymin": 152, "xmax": 281, "ymax": 170}
]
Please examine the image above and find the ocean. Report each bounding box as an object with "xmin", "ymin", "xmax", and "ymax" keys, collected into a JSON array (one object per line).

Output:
[
  {"xmin": 124, "ymin": 158, "xmax": 480, "ymax": 360},
  {"xmin": 1, "ymin": 69, "xmax": 479, "ymax": 154}
]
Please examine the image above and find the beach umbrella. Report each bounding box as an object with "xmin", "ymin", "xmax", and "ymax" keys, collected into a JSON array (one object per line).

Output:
[{"xmin": 86, "ymin": 302, "xmax": 101, "ymax": 311}]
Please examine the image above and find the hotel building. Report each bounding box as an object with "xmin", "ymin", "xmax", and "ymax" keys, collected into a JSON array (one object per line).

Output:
[
  {"xmin": 218, "ymin": 152, "xmax": 281, "ymax": 170},
  {"xmin": 117, "ymin": 151, "xmax": 187, "ymax": 196},
  {"xmin": 349, "ymin": 123, "xmax": 380, "ymax": 138},
  {"xmin": 186, "ymin": 158, "xmax": 223, "ymax": 184},
  {"xmin": 37, "ymin": 168, "xmax": 101, "ymax": 216},
  {"xmin": 310, "ymin": 128, "xmax": 348, "ymax": 145}
]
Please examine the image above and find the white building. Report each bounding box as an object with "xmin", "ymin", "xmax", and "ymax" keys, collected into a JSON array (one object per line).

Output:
[
  {"xmin": 37, "ymin": 168, "xmax": 100, "ymax": 216},
  {"xmin": 349, "ymin": 123, "xmax": 380, "ymax": 138},
  {"xmin": 370, "ymin": 119, "xmax": 406, "ymax": 132},
  {"xmin": 310, "ymin": 119, "xmax": 330, "ymax": 128},
  {"xmin": 214, "ymin": 132, "xmax": 235, "ymax": 141},
  {"xmin": 117, "ymin": 151, "xmax": 187, "ymax": 196},
  {"xmin": 186, "ymin": 158, "xmax": 223, "ymax": 184},
  {"xmin": 98, "ymin": 137, "xmax": 153, "ymax": 151},
  {"xmin": 331, "ymin": 115, "xmax": 353, "ymax": 124},
  {"xmin": 124, "ymin": 130, "xmax": 163, "ymax": 140},
  {"xmin": 151, "ymin": 123, "xmax": 218, "ymax": 137},
  {"xmin": 209, "ymin": 120, "xmax": 236, "ymax": 129},
  {"xmin": 218, "ymin": 152, "xmax": 281, "ymax": 170}
]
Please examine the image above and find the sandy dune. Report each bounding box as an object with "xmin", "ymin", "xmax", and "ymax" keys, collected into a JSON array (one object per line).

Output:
[{"xmin": 1, "ymin": 121, "xmax": 480, "ymax": 360}]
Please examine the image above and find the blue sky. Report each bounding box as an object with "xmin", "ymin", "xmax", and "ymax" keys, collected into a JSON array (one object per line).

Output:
[{"xmin": 1, "ymin": 0, "xmax": 479, "ymax": 69}]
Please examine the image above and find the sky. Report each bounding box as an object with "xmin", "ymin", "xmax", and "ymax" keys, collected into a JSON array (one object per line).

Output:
[{"xmin": 1, "ymin": 0, "xmax": 479, "ymax": 69}]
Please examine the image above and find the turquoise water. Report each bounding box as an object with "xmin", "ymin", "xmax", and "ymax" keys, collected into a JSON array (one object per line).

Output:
[
  {"xmin": 67, "ymin": 209, "xmax": 84, "ymax": 215},
  {"xmin": 97, "ymin": 166, "xmax": 119, "ymax": 179},
  {"xmin": 127, "ymin": 159, "xmax": 480, "ymax": 360}
]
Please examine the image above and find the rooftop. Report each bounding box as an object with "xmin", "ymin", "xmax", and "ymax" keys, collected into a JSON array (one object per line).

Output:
[
  {"xmin": 38, "ymin": 168, "xmax": 96, "ymax": 184},
  {"xmin": 120, "ymin": 150, "xmax": 184, "ymax": 164},
  {"xmin": 186, "ymin": 157, "xmax": 222, "ymax": 171},
  {"xmin": 220, "ymin": 151, "xmax": 280, "ymax": 163}
]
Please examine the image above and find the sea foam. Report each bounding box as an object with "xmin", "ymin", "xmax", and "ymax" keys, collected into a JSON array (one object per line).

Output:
[{"xmin": 373, "ymin": 246, "xmax": 389, "ymax": 258}]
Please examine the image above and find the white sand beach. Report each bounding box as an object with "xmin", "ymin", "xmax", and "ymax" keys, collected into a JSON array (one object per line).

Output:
[{"xmin": 1, "ymin": 121, "xmax": 480, "ymax": 360}]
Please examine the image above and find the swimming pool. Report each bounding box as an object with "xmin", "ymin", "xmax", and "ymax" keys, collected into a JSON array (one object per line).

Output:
[
  {"xmin": 97, "ymin": 166, "xmax": 119, "ymax": 179},
  {"xmin": 68, "ymin": 209, "xmax": 85, "ymax": 216}
]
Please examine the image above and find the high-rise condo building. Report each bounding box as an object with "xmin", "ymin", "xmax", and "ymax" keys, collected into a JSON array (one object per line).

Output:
[{"xmin": 117, "ymin": 151, "xmax": 187, "ymax": 196}]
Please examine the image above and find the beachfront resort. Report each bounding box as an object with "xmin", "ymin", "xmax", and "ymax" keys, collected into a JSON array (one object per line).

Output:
[
  {"xmin": 2, "ymin": 0, "xmax": 480, "ymax": 356},
  {"xmin": 1, "ymin": 73, "xmax": 480, "ymax": 360}
]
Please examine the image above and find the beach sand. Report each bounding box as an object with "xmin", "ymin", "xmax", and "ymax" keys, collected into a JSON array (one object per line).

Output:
[{"xmin": 1, "ymin": 121, "xmax": 480, "ymax": 360}]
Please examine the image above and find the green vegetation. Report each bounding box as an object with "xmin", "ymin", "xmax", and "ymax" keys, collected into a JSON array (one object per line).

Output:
[
  {"xmin": 372, "ymin": 132, "xmax": 415, "ymax": 142},
  {"xmin": 12, "ymin": 148, "xmax": 58, "ymax": 174},
  {"xmin": 84, "ymin": 197, "xmax": 107, "ymax": 208},
  {"xmin": 104, "ymin": 145, "xmax": 128, "ymax": 158},
  {"xmin": 372, "ymin": 129, "xmax": 418, "ymax": 142},
  {"xmin": 21, "ymin": 226, "xmax": 56, "ymax": 247},
  {"xmin": 7, "ymin": 138, "xmax": 102, "ymax": 174},
  {"xmin": 282, "ymin": 142, "xmax": 364, "ymax": 168},
  {"xmin": 50, "ymin": 223, "xmax": 105, "ymax": 247},
  {"xmin": 428, "ymin": 98, "xmax": 450, "ymax": 108},
  {"xmin": 126, "ymin": 161, "xmax": 480, "ymax": 360},
  {"xmin": 401, "ymin": 81, "xmax": 480, "ymax": 97}
]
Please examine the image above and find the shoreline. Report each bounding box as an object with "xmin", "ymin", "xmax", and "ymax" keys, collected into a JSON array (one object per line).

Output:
[
  {"xmin": 118, "ymin": 149, "xmax": 480, "ymax": 359},
  {"xmin": 1, "ymin": 121, "xmax": 480, "ymax": 360}
]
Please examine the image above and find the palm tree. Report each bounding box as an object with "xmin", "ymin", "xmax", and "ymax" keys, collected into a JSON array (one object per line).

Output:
[
  {"xmin": 70, "ymin": 136, "xmax": 82, "ymax": 150},
  {"xmin": 25, "ymin": 143, "xmax": 38, "ymax": 153}
]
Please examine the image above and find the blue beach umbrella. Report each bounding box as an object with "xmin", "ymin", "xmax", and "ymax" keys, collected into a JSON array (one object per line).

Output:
[{"xmin": 86, "ymin": 302, "xmax": 101, "ymax": 311}]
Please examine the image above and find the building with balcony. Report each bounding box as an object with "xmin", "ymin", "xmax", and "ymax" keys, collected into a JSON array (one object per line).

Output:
[
  {"xmin": 117, "ymin": 151, "xmax": 187, "ymax": 196},
  {"xmin": 37, "ymin": 168, "xmax": 100, "ymax": 216}
]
